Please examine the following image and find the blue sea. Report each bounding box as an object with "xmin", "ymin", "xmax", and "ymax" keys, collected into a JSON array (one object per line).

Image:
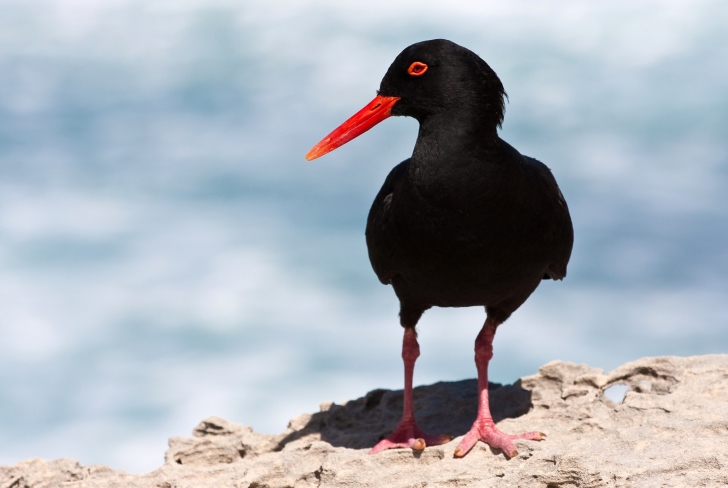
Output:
[{"xmin": 1, "ymin": 0, "xmax": 726, "ymax": 473}]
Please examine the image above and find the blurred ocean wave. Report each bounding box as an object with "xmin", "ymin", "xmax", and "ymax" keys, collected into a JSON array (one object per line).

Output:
[{"xmin": 0, "ymin": 0, "xmax": 726, "ymax": 473}]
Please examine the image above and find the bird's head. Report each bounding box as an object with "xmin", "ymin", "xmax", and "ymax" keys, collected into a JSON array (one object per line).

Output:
[
  {"xmin": 306, "ymin": 39, "xmax": 506, "ymax": 161},
  {"xmin": 379, "ymin": 39, "xmax": 505, "ymax": 126}
]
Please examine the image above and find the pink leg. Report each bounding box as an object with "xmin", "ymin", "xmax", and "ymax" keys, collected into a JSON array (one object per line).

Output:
[
  {"xmin": 370, "ymin": 328, "xmax": 451, "ymax": 454},
  {"xmin": 454, "ymin": 319, "xmax": 545, "ymax": 458}
]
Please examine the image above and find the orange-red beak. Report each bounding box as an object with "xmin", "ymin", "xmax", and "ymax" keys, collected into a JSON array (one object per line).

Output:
[{"xmin": 305, "ymin": 95, "xmax": 400, "ymax": 161}]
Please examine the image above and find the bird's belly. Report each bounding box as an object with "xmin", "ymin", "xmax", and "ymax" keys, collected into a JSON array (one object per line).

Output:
[
  {"xmin": 386, "ymin": 227, "xmax": 548, "ymax": 309},
  {"xmin": 391, "ymin": 264, "xmax": 542, "ymax": 309},
  {"xmin": 367, "ymin": 171, "xmax": 567, "ymax": 310}
]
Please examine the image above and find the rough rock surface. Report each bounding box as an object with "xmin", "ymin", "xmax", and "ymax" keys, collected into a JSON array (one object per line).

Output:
[{"xmin": 3, "ymin": 355, "xmax": 728, "ymax": 487}]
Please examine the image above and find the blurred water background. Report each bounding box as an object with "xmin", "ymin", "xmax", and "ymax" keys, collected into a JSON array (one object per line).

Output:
[{"xmin": 1, "ymin": 0, "xmax": 727, "ymax": 474}]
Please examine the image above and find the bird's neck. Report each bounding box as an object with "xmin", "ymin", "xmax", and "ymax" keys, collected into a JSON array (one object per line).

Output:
[{"xmin": 412, "ymin": 112, "xmax": 500, "ymax": 170}]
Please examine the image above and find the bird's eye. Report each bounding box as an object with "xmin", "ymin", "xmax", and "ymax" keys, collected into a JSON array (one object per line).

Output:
[{"xmin": 407, "ymin": 62, "xmax": 428, "ymax": 76}]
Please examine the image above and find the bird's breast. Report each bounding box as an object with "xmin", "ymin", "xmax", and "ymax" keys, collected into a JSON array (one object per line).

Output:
[{"xmin": 368, "ymin": 157, "xmax": 566, "ymax": 305}]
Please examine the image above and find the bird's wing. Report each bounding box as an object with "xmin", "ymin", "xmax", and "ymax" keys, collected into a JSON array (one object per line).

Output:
[
  {"xmin": 365, "ymin": 159, "xmax": 410, "ymax": 285},
  {"xmin": 522, "ymin": 156, "xmax": 574, "ymax": 282},
  {"xmin": 546, "ymin": 185, "xmax": 573, "ymax": 280},
  {"xmin": 544, "ymin": 166, "xmax": 574, "ymax": 280}
]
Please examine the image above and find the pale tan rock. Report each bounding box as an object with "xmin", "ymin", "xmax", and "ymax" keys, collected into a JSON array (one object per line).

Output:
[{"xmin": 3, "ymin": 355, "xmax": 728, "ymax": 487}]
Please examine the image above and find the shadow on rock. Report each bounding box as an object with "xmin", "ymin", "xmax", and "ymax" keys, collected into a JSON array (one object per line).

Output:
[{"xmin": 276, "ymin": 379, "xmax": 533, "ymax": 451}]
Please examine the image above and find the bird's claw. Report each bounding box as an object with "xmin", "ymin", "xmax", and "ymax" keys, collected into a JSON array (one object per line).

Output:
[
  {"xmin": 454, "ymin": 422, "xmax": 545, "ymax": 459},
  {"xmin": 369, "ymin": 421, "xmax": 450, "ymax": 454}
]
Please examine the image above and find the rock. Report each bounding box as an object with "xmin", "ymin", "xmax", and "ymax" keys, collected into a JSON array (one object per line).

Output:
[{"xmin": 3, "ymin": 355, "xmax": 728, "ymax": 487}]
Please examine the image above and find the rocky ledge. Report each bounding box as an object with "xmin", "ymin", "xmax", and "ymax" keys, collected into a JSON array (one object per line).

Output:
[{"xmin": 3, "ymin": 355, "xmax": 728, "ymax": 488}]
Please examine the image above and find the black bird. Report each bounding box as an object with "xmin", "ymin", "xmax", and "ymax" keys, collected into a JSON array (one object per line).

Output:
[{"xmin": 306, "ymin": 39, "xmax": 573, "ymax": 458}]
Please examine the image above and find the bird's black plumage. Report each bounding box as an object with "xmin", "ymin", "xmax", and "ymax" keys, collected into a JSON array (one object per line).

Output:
[
  {"xmin": 306, "ymin": 38, "xmax": 574, "ymax": 457},
  {"xmin": 365, "ymin": 39, "xmax": 573, "ymax": 327}
]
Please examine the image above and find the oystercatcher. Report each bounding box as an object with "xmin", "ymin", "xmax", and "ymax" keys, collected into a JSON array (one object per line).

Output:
[{"xmin": 306, "ymin": 39, "xmax": 573, "ymax": 458}]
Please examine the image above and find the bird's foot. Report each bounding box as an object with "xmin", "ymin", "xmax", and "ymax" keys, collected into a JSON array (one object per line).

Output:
[
  {"xmin": 370, "ymin": 418, "xmax": 451, "ymax": 454},
  {"xmin": 454, "ymin": 418, "xmax": 544, "ymax": 458}
]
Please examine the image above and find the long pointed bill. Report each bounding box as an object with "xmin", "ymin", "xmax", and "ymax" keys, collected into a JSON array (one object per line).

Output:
[{"xmin": 305, "ymin": 95, "xmax": 400, "ymax": 161}]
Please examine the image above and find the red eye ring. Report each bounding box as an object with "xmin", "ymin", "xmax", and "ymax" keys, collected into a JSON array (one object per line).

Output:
[{"xmin": 407, "ymin": 61, "xmax": 428, "ymax": 76}]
